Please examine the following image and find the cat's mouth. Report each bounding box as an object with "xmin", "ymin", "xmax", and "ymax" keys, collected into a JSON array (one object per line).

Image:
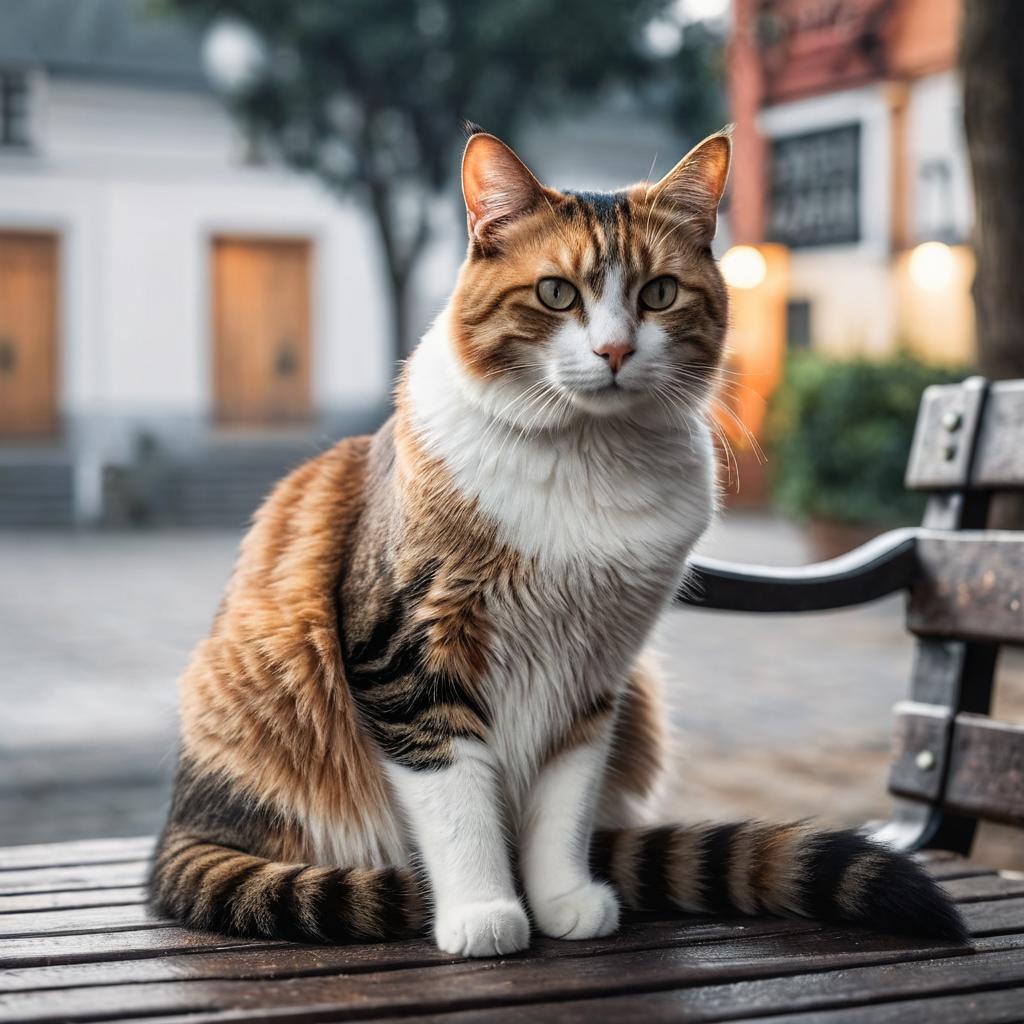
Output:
[{"xmin": 565, "ymin": 380, "xmax": 641, "ymax": 415}]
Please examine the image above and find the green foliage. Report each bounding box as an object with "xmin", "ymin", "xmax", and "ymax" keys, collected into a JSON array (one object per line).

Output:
[{"xmin": 767, "ymin": 351, "xmax": 969, "ymax": 526}]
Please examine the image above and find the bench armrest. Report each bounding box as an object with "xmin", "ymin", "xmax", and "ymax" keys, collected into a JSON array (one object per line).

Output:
[{"xmin": 678, "ymin": 527, "xmax": 919, "ymax": 612}]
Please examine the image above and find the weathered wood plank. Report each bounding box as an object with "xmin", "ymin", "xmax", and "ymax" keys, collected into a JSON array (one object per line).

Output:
[
  {"xmin": 0, "ymin": 837, "xmax": 153, "ymax": 872},
  {"xmin": 941, "ymin": 871, "xmax": 1024, "ymax": 902},
  {"xmin": 0, "ymin": 928, "xmax": 285, "ymax": 970},
  {"xmin": 356, "ymin": 948, "xmax": 1024, "ymax": 1024},
  {"xmin": 0, "ymin": 903, "xmax": 168, "ymax": 939},
  {"xmin": 919, "ymin": 859, "xmax": 996, "ymax": 881},
  {"xmin": 959, "ymin": 895, "xmax": 1024, "ymax": 936},
  {"xmin": 0, "ymin": 861, "xmax": 149, "ymax": 895},
  {"xmin": 946, "ymin": 714, "xmax": 1024, "ymax": 827},
  {"xmin": 0, "ymin": 886, "xmax": 147, "ymax": 914},
  {"xmin": 741, "ymin": 987, "xmax": 1024, "ymax": 1024},
  {"xmin": 0, "ymin": 918, "xmax": 817, "ymax": 993},
  {"xmin": 905, "ymin": 378, "xmax": 988, "ymax": 492},
  {"xmin": 888, "ymin": 702, "xmax": 951, "ymax": 802},
  {"xmin": 0, "ymin": 929, "xmax": 972, "ymax": 1024},
  {"xmin": 909, "ymin": 532, "xmax": 1024, "ymax": 645},
  {"xmin": 971, "ymin": 379, "xmax": 1024, "ymax": 489}
]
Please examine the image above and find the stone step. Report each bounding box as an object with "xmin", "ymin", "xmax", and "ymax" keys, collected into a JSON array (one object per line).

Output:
[{"xmin": 0, "ymin": 463, "xmax": 75, "ymax": 527}]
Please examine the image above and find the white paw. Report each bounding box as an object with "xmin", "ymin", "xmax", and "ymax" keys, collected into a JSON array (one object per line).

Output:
[
  {"xmin": 434, "ymin": 899, "xmax": 531, "ymax": 958},
  {"xmin": 532, "ymin": 881, "xmax": 620, "ymax": 940}
]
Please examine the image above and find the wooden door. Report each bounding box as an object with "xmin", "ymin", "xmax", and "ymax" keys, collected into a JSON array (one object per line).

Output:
[
  {"xmin": 0, "ymin": 232, "xmax": 59, "ymax": 437},
  {"xmin": 212, "ymin": 237, "xmax": 312, "ymax": 426}
]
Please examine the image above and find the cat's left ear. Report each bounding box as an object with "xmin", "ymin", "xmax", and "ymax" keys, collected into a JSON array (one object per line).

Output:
[
  {"xmin": 462, "ymin": 132, "xmax": 547, "ymax": 251},
  {"xmin": 647, "ymin": 127, "xmax": 732, "ymax": 244}
]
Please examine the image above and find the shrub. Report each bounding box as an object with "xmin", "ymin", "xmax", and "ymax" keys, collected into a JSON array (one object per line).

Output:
[{"xmin": 767, "ymin": 351, "xmax": 969, "ymax": 526}]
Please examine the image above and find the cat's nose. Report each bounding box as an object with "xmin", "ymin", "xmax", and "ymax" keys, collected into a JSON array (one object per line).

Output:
[{"xmin": 593, "ymin": 341, "xmax": 635, "ymax": 374}]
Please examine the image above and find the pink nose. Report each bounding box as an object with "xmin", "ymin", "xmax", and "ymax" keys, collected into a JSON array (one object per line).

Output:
[{"xmin": 593, "ymin": 341, "xmax": 635, "ymax": 374}]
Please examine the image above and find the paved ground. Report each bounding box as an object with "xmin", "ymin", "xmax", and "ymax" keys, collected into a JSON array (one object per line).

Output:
[{"xmin": 2, "ymin": 515, "xmax": 1021, "ymax": 866}]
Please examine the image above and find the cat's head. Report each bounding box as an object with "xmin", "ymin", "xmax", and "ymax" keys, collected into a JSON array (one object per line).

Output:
[{"xmin": 448, "ymin": 127, "xmax": 731, "ymax": 429}]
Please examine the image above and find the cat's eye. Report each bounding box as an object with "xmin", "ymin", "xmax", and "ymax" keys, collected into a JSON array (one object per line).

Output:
[
  {"xmin": 536, "ymin": 277, "xmax": 578, "ymax": 311},
  {"xmin": 639, "ymin": 276, "xmax": 678, "ymax": 311}
]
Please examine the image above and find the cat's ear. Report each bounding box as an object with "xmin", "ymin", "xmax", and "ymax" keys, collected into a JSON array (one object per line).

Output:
[
  {"xmin": 462, "ymin": 132, "xmax": 547, "ymax": 250},
  {"xmin": 647, "ymin": 127, "xmax": 732, "ymax": 244}
]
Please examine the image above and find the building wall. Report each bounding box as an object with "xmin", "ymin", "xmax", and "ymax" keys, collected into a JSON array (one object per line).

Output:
[
  {"xmin": 0, "ymin": 76, "xmax": 393, "ymax": 490},
  {"xmin": 0, "ymin": 76, "xmax": 405, "ymax": 519},
  {"xmin": 757, "ymin": 83, "xmax": 896, "ymax": 355},
  {"xmin": 726, "ymin": 0, "xmax": 974, "ymax": 367},
  {"xmin": 906, "ymin": 70, "xmax": 972, "ymax": 244}
]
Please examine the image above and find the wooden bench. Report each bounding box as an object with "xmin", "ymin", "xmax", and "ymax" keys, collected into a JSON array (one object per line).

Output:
[{"xmin": 2, "ymin": 377, "xmax": 1024, "ymax": 1023}]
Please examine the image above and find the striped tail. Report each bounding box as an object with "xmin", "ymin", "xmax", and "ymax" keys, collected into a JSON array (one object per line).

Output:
[
  {"xmin": 591, "ymin": 822, "xmax": 967, "ymax": 942},
  {"xmin": 149, "ymin": 830, "xmax": 425, "ymax": 942}
]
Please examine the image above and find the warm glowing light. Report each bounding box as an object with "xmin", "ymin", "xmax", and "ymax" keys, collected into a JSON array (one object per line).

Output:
[
  {"xmin": 720, "ymin": 245, "xmax": 768, "ymax": 290},
  {"xmin": 908, "ymin": 241, "xmax": 955, "ymax": 292}
]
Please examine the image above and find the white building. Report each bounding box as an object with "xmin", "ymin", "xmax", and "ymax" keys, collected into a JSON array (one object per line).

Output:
[
  {"xmin": 0, "ymin": 0, "xmax": 685, "ymax": 526},
  {"xmin": 0, "ymin": 0, "xmax": 400, "ymax": 524}
]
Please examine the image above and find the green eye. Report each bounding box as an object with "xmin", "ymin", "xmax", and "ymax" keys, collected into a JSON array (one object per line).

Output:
[
  {"xmin": 639, "ymin": 276, "xmax": 678, "ymax": 311},
  {"xmin": 537, "ymin": 277, "xmax": 578, "ymax": 311}
]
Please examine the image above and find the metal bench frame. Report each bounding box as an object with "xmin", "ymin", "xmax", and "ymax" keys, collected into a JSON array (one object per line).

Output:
[{"xmin": 680, "ymin": 376, "xmax": 1024, "ymax": 854}]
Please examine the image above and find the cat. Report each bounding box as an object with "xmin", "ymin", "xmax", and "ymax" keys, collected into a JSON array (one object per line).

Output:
[{"xmin": 150, "ymin": 127, "xmax": 964, "ymax": 957}]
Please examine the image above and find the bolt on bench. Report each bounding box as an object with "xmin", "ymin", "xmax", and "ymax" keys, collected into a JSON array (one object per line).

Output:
[{"xmin": 2, "ymin": 378, "xmax": 1023, "ymax": 1023}]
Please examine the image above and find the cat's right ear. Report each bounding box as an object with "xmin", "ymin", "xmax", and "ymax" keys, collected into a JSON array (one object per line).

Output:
[{"xmin": 462, "ymin": 132, "xmax": 546, "ymax": 252}]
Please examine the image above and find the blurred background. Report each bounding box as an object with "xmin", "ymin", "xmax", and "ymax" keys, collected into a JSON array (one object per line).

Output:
[{"xmin": 1, "ymin": 0, "xmax": 1021, "ymax": 865}]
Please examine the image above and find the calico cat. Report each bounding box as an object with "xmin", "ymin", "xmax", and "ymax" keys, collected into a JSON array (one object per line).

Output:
[{"xmin": 150, "ymin": 128, "xmax": 965, "ymax": 956}]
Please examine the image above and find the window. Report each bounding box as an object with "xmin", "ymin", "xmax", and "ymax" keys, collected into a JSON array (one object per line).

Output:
[
  {"xmin": 786, "ymin": 299, "xmax": 812, "ymax": 350},
  {"xmin": 767, "ymin": 124, "xmax": 861, "ymax": 248},
  {"xmin": 1, "ymin": 72, "xmax": 31, "ymax": 149}
]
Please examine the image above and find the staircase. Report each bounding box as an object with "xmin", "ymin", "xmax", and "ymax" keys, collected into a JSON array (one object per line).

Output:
[
  {"xmin": 168, "ymin": 444, "xmax": 324, "ymax": 527},
  {"xmin": 0, "ymin": 456, "xmax": 75, "ymax": 527}
]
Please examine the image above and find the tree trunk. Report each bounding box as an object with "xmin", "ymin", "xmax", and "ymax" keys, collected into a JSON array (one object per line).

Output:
[
  {"xmin": 387, "ymin": 267, "xmax": 412, "ymax": 383},
  {"xmin": 961, "ymin": 1, "xmax": 1024, "ymax": 380}
]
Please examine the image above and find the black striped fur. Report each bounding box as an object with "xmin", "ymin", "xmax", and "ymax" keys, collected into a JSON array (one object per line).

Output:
[
  {"xmin": 591, "ymin": 823, "xmax": 967, "ymax": 942},
  {"xmin": 149, "ymin": 758, "xmax": 425, "ymax": 942}
]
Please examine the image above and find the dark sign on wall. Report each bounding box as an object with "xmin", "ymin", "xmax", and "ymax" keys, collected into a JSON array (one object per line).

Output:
[{"xmin": 767, "ymin": 124, "xmax": 861, "ymax": 248}]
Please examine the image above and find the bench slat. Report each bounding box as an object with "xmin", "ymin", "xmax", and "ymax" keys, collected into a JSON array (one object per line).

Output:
[
  {"xmin": 0, "ymin": 929, "xmax": 973, "ymax": 1024},
  {"xmin": 0, "ymin": 928, "xmax": 284, "ymax": 970},
  {"xmin": 0, "ymin": 918, "xmax": 816, "ymax": 994},
  {"xmin": 0, "ymin": 903, "xmax": 168, "ymax": 939},
  {"xmin": 360, "ymin": 945, "xmax": 1024, "ymax": 1024},
  {"xmin": 909, "ymin": 532, "xmax": 1024, "ymax": 644},
  {"xmin": 884, "ymin": 711, "xmax": 1024, "ymax": 829},
  {"xmin": 740, "ymin": 986, "xmax": 1024, "ymax": 1024},
  {"xmin": 0, "ymin": 837, "xmax": 154, "ymax": 872},
  {"xmin": 0, "ymin": 861, "xmax": 149, "ymax": 895},
  {"xmin": 946, "ymin": 715, "xmax": 1024, "ymax": 828},
  {"xmin": 424, "ymin": 980, "xmax": 1024, "ymax": 1024},
  {"xmin": 959, "ymin": 895, "xmax": 1024, "ymax": 936},
  {"xmin": 941, "ymin": 872, "xmax": 1024, "ymax": 903},
  {"xmin": 0, "ymin": 886, "xmax": 147, "ymax": 914},
  {"xmin": 971, "ymin": 380, "xmax": 1024, "ymax": 489}
]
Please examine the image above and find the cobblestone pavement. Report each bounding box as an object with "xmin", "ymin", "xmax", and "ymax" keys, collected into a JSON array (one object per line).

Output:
[{"xmin": 2, "ymin": 515, "xmax": 1021, "ymax": 865}]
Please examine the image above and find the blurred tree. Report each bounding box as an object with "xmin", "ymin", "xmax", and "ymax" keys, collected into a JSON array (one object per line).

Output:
[
  {"xmin": 961, "ymin": 1, "xmax": 1024, "ymax": 381},
  {"xmin": 962, "ymin": 1, "xmax": 1024, "ymax": 527},
  {"xmin": 162, "ymin": 0, "xmax": 724, "ymax": 368}
]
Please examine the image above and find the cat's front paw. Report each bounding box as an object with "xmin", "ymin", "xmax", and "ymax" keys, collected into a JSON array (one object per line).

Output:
[
  {"xmin": 532, "ymin": 881, "xmax": 620, "ymax": 940},
  {"xmin": 434, "ymin": 898, "xmax": 531, "ymax": 958}
]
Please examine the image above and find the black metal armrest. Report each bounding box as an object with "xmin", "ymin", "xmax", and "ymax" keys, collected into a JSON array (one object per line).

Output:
[{"xmin": 677, "ymin": 527, "xmax": 920, "ymax": 613}]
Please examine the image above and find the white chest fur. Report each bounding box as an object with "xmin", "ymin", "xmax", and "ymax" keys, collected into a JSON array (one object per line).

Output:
[
  {"xmin": 407, "ymin": 321, "xmax": 716, "ymax": 809},
  {"xmin": 408, "ymin": 320, "xmax": 715, "ymax": 567}
]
